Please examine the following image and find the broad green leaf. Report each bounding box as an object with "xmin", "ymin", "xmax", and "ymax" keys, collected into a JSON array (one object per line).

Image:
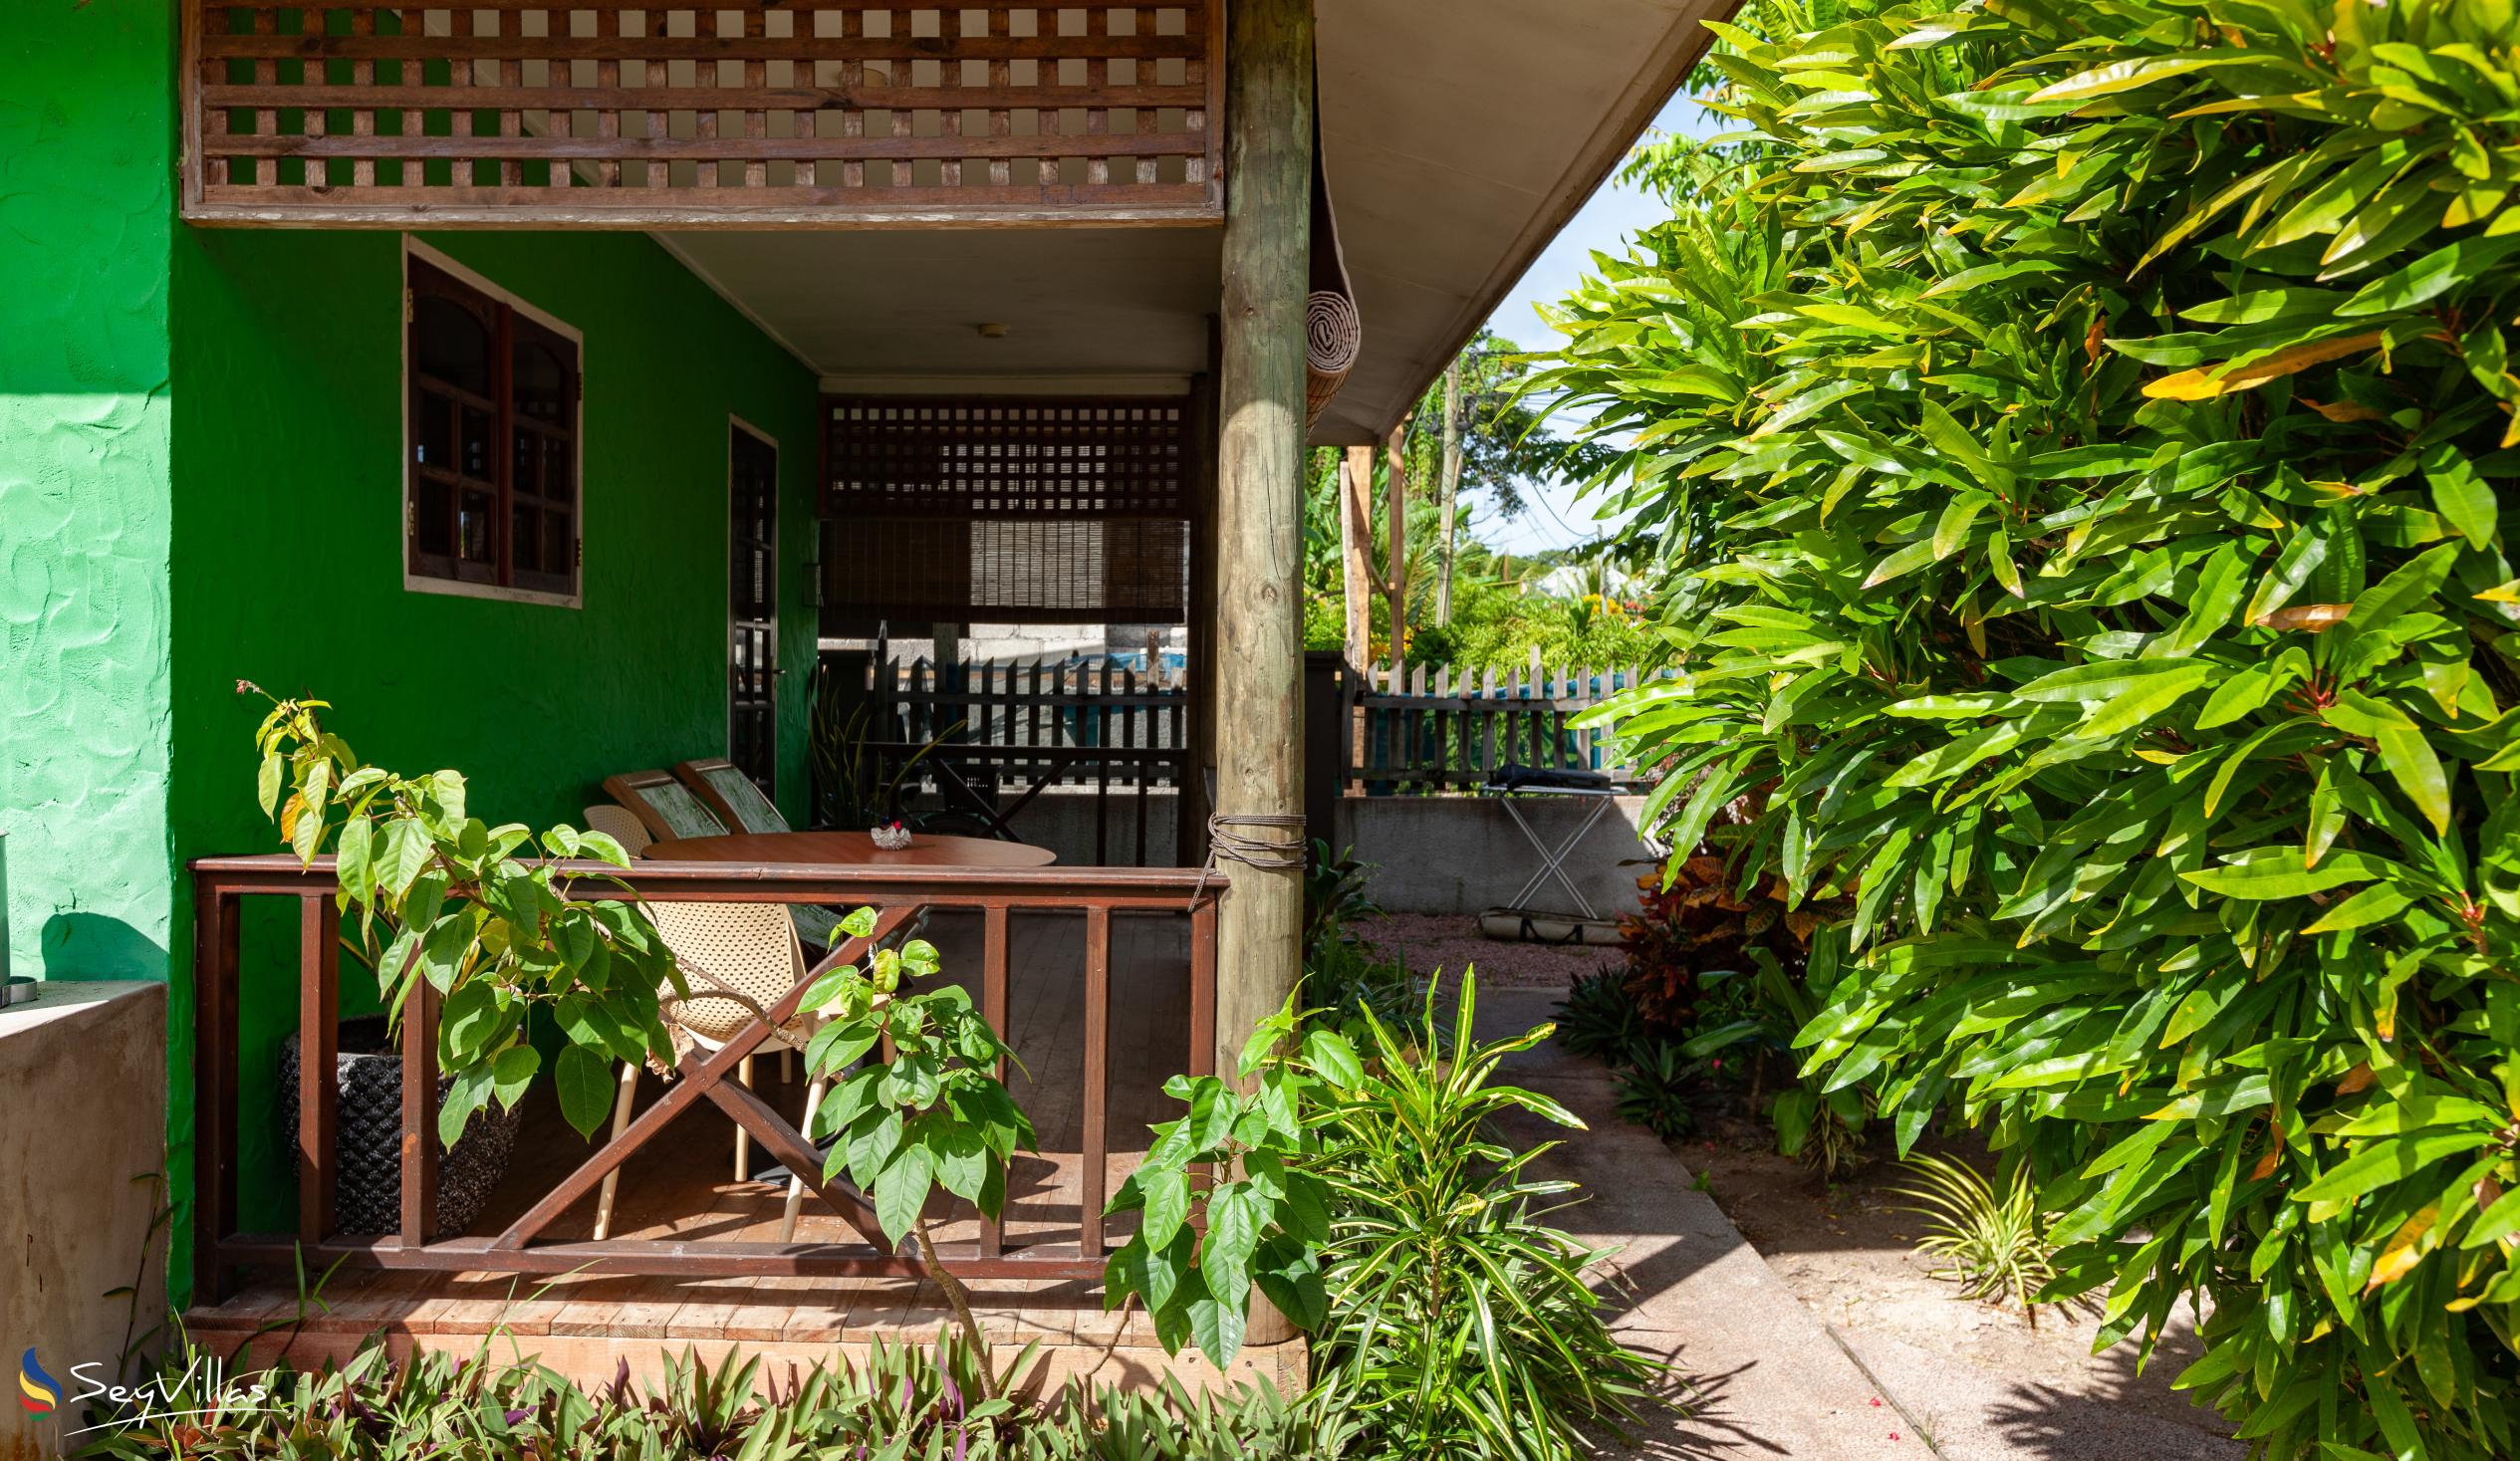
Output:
[
  {"xmin": 2339, "ymin": 235, "xmax": 2520, "ymax": 317},
  {"xmin": 377, "ymin": 819, "xmax": 435, "ymax": 898},
  {"xmin": 2376, "ymin": 722, "xmax": 2451, "ymax": 836},
  {"xmin": 2427, "ymin": 452, "xmax": 2499, "ymax": 548},
  {"xmin": 875, "ymin": 1142, "xmax": 935, "ymax": 1246},
  {"xmin": 2303, "ymin": 882, "xmax": 2413, "ymax": 933},
  {"xmin": 2145, "ymin": 331, "xmax": 2386, "ymax": 400},
  {"xmin": 489, "ymin": 1043, "xmax": 540, "ymax": 1109},
  {"xmin": 438, "ymin": 975, "xmax": 501, "ymax": 1059},
  {"xmin": 552, "ymin": 1044, "xmax": 617, "ymax": 1138},
  {"xmin": 438, "ymin": 1065, "xmax": 494, "ymax": 1150},
  {"xmin": 1203, "ymin": 1182, "xmax": 1265, "ymax": 1308},
  {"xmin": 2081, "ymin": 661, "xmax": 2214, "ymax": 737},
  {"xmin": 1863, "ymin": 537, "xmax": 1939, "ymax": 588},
  {"xmin": 334, "ymin": 815, "xmax": 375, "ymax": 906},
  {"xmin": 2181, "ymin": 849, "xmax": 2392, "ymax": 899},
  {"xmin": 1185, "ymin": 1291, "xmax": 1247, "ymax": 1368},
  {"xmin": 2015, "ymin": 660, "xmax": 2201, "ymax": 704},
  {"xmin": 1137, "ymin": 1165, "xmax": 1189, "ymax": 1252},
  {"xmin": 1300, "ymin": 1029, "xmax": 1365, "ymax": 1090},
  {"xmin": 2028, "ymin": 52, "xmax": 2283, "ymax": 104},
  {"xmin": 2343, "ymin": 542, "xmax": 2460, "ymax": 636},
  {"xmin": 2460, "ymin": 1185, "xmax": 2520, "ymax": 1250},
  {"xmin": 2294, "ymin": 1131, "xmax": 2492, "ymax": 1206}
]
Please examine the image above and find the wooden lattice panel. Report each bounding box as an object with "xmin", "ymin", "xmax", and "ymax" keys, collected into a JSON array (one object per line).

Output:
[
  {"xmin": 182, "ymin": 2, "xmax": 1223, "ymax": 226},
  {"xmin": 822, "ymin": 394, "xmax": 1192, "ymax": 624}
]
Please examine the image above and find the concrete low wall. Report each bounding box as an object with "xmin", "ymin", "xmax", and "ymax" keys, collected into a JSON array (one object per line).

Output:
[
  {"xmin": 1338, "ymin": 794, "xmax": 1657, "ymax": 918},
  {"xmin": 1, "ymin": 981, "xmax": 167, "ymax": 1458},
  {"xmin": 985, "ymin": 786, "xmax": 1655, "ymax": 919}
]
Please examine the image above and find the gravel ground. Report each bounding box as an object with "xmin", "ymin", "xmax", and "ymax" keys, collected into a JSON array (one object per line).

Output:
[{"xmin": 1350, "ymin": 911, "xmax": 1621, "ymax": 989}]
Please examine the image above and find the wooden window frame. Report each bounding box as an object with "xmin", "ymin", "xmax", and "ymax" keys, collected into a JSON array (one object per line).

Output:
[{"xmin": 400, "ymin": 238, "xmax": 585, "ymax": 609}]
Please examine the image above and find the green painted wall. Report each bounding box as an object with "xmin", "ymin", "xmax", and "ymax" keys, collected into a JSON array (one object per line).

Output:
[
  {"xmin": 5, "ymin": 1, "xmax": 825, "ymax": 1307},
  {"xmin": 0, "ymin": 0, "xmax": 178, "ymax": 989},
  {"xmin": 167, "ymin": 228, "xmax": 822, "ymax": 1269}
]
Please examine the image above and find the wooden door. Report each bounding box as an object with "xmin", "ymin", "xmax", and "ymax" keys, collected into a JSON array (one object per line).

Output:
[{"xmin": 728, "ymin": 423, "xmax": 779, "ymax": 797}]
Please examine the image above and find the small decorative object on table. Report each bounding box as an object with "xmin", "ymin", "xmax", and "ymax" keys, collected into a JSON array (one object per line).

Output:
[{"xmin": 870, "ymin": 819, "xmax": 914, "ymax": 852}]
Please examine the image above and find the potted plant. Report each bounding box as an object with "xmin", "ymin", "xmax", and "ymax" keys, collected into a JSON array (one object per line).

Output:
[
  {"xmin": 244, "ymin": 686, "xmax": 686, "ymax": 1235},
  {"xmin": 275, "ymin": 1017, "xmax": 522, "ymax": 1235}
]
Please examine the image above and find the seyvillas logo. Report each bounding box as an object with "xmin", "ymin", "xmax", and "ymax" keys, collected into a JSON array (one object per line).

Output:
[
  {"xmin": 19, "ymin": 1349, "xmax": 61, "ymax": 1415},
  {"xmin": 20, "ymin": 1349, "xmax": 280, "ymax": 1441}
]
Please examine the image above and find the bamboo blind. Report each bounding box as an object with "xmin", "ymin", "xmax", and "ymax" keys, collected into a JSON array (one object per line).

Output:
[
  {"xmin": 183, "ymin": 2, "xmax": 1223, "ymax": 226},
  {"xmin": 822, "ymin": 395, "xmax": 1191, "ymax": 625}
]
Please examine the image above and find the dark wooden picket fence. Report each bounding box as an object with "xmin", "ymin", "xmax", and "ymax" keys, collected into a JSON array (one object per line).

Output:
[
  {"xmin": 823, "ymin": 650, "xmax": 1191, "ymax": 864},
  {"xmin": 1345, "ymin": 656, "xmax": 1671, "ymax": 794}
]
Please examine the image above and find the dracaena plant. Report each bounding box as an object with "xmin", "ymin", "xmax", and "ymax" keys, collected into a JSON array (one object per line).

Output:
[
  {"xmin": 249, "ymin": 689, "xmax": 683, "ymax": 1147},
  {"xmin": 1542, "ymin": 0, "xmax": 2520, "ymax": 1454},
  {"xmin": 1303, "ymin": 978, "xmax": 1662, "ymax": 1460}
]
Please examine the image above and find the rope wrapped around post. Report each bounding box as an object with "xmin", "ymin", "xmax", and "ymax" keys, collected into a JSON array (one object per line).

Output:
[{"xmin": 1190, "ymin": 812, "xmax": 1308, "ymax": 909}]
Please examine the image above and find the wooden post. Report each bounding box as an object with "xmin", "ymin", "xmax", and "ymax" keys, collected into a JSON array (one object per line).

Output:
[
  {"xmin": 1215, "ymin": 0, "xmax": 1312, "ymax": 1346},
  {"xmin": 1303, "ymin": 649, "xmax": 1345, "ymax": 849},
  {"xmin": 931, "ymin": 622, "xmax": 963, "ymax": 744},
  {"xmin": 1185, "ymin": 348, "xmax": 1221, "ymax": 867},
  {"xmin": 1340, "ymin": 445, "xmax": 1375, "ymax": 669},
  {"xmin": 1384, "ymin": 418, "xmax": 1409, "ymax": 661}
]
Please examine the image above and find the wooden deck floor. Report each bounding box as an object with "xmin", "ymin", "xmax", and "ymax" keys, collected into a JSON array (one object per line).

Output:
[{"xmin": 185, "ymin": 910, "xmax": 1266, "ymax": 1388}]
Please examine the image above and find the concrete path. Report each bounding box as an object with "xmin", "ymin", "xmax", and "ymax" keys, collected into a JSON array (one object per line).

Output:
[
  {"xmin": 1481, "ymin": 989, "xmax": 1915, "ymax": 1460},
  {"xmin": 1481, "ymin": 987, "xmax": 2242, "ymax": 1461},
  {"xmin": 1834, "ymin": 1329, "xmax": 2240, "ymax": 1461}
]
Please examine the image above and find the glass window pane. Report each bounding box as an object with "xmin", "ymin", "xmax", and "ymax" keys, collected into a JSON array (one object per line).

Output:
[
  {"xmin": 416, "ymin": 392, "xmax": 452, "ymax": 469},
  {"xmin": 414, "ymin": 297, "xmax": 490, "ymax": 395},
  {"xmin": 460, "ymin": 406, "xmax": 492, "ymax": 482},
  {"xmin": 544, "ymin": 435, "xmax": 572, "ymax": 504},
  {"xmin": 513, "ymin": 342, "xmax": 569, "ymax": 423},
  {"xmin": 414, "ymin": 479, "xmax": 452, "ymax": 557},
  {"xmin": 512, "ymin": 427, "xmax": 540, "ymax": 499},
  {"xmin": 458, "ymin": 489, "xmax": 495, "ymax": 564},
  {"xmin": 511, "ymin": 500, "xmax": 541, "ymax": 573}
]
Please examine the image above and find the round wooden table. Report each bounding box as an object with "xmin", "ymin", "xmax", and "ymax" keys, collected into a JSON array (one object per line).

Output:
[{"xmin": 644, "ymin": 829, "xmax": 1057, "ymax": 869}]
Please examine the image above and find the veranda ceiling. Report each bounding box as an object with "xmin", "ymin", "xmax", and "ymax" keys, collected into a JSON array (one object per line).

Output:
[{"xmin": 660, "ymin": 0, "xmax": 1721, "ymax": 443}]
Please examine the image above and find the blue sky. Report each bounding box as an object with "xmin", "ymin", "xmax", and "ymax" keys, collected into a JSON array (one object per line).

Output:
[{"xmin": 1470, "ymin": 91, "xmax": 1719, "ymax": 557}]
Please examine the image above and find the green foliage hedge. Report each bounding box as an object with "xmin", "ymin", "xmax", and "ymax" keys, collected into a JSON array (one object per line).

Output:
[
  {"xmin": 1403, "ymin": 580, "xmax": 1667, "ymax": 675},
  {"xmin": 1547, "ymin": 1, "xmax": 2520, "ymax": 1455},
  {"xmin": 76, "ymin": 1337, "xmax": 1334, "ymax": 1460}
]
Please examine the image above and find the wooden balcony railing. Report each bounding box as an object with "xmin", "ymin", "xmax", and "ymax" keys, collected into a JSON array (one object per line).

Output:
[
  {"xmin": 180, "ymin": 2, "xmax": 1224, "ymax": 227},
  {"xmin": 188, "ymin": 853, "xmax": 1220, "ymax": 1301}
]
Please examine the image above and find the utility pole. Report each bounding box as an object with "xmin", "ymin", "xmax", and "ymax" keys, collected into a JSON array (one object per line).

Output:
[
  {"xmin": 1436, "ymin": 359, "xmax": 1462, "ymax": 627},
  {"xmin": 1383, "ymin": 416, "xmax": 1409, "ymax": 663}
]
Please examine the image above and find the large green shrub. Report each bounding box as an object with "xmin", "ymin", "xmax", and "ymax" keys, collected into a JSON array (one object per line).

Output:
[{"xmin": 1546, "ymin": 1, "xmax": 2520, "ymax": 1455}]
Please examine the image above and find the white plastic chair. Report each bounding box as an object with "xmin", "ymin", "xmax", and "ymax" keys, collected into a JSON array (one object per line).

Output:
[{"xmin": 592, "ymin": 901, "xmax": 831, "ymax": 1244}]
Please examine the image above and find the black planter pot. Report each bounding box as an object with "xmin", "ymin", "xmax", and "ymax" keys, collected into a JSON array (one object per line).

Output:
[{"xmin": 277, "ymin": 1016, "xmax": 523, "ymax": 1237}]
